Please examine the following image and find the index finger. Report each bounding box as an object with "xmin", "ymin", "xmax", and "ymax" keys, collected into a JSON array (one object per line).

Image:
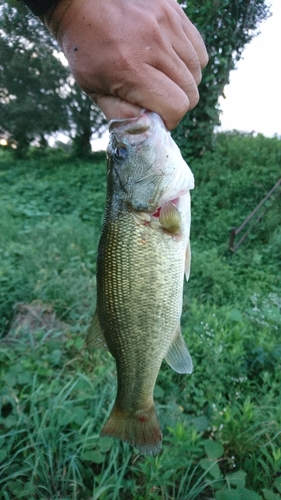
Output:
[{"xmin": 167, "ymin": 0, "xmax": 208, "ymax": 68}]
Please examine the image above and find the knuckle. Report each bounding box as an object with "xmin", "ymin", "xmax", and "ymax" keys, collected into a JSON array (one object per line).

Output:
[
  {"xmin": 200, "ymin": 51, "xmax": 209, "ymax": 69},
  {"xmin": 169, "ymin": 97, "xmax": 190, "ymax": 129},
  {"xmin": 187, "ymin": 88, "xmax": 199, "ymax": 110}
]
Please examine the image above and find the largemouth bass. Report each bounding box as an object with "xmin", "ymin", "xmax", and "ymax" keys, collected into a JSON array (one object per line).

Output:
[{"xmin": 86, "ymin": 111, "xmax": 194, "ymax": 454}]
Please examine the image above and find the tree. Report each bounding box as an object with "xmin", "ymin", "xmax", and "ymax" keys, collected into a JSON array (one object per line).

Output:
[
  {"xmin": 67, "ymin": 82, "xmax": 107, "ymax": 157},
  {"xmin": 0, "ymin": 1, "xmax": 70, "ymax": 155},
  {"xmin": 173, "ymin": 0, "xmax": 270, "ymax": 159},
  {"xmin": 0, "ymin": 1, "xmax": 106, "ymax": 156}
]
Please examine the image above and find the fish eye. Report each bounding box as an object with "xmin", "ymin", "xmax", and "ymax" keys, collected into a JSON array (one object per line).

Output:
[{"xmin": 115, "ymin": 145, "xmax": 128, "ymax": 160}]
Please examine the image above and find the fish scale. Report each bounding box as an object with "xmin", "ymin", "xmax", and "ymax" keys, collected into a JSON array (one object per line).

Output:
[{"xmin": 97, "ymin": 213, "xmax": 184, "ymax": 403}]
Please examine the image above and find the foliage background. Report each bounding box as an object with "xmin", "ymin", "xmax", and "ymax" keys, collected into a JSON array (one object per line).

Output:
[
  {"xmin": 0, "ymin": 0, "xmax": 106, "ymax": 156},
  {"xmin": 0, "ymin": 0, "xmax": 280, "ymax": 497},
  {"xmin": 173, "ymin": 0, "xmax": 270, "ymax": 158},
  {"xmin": 0, "ymin": 132, "xmax": 280, "ymax": 498}
]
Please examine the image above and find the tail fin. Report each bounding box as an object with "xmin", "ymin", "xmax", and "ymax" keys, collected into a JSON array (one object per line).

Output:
[{"xmin": 101, "ymin": 404, "xmax": 162, "ymax": 455}]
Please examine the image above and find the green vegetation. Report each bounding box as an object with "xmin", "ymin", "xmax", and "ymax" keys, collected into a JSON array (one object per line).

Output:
[
  {"xmin": 0, "ymin": 1, "xmax": 106, "ymax": 156},
  {"xmin": 173, "ymin": 1, "xmax": 270, "ymax": 158},
  {"xmin": 0, "ymin": 132, "xmax": 281, "ymax": 499}
]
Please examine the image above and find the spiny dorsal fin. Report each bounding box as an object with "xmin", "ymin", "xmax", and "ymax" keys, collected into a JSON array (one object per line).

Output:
[
  {"xmin": 85, "ymin": 311, "xmax": 108, "ymax": 349},
  {"xmin": 165, "ymin": 324, "xmax": 193, "ymax": 374}
]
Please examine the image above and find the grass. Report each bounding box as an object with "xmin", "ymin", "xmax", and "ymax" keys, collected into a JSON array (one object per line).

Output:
[{"xmin": 0, "ymin": 133, "xmax": 281, "ymax": 499}]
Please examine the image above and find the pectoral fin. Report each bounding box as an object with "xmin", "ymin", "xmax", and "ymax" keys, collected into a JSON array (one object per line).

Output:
[
  {"xmin": 185, "ymin": 241, "xmax": 191, "ymax": 281},
  {"xmin": 85, "ymin": 311, "xmax": 108, "ymax": 349},
  {"xmin": 164, "ymin": 324, "xmax": 193, "ymax": 374},
  {"xmin": 159, "ymin": 201, "xmax": 181, "ymax": 234}
]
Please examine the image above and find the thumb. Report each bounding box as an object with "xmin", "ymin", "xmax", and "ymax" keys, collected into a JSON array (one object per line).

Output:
[{"xmin": 95, "ymin": 95, "xmax": 143, "ymax": 122}]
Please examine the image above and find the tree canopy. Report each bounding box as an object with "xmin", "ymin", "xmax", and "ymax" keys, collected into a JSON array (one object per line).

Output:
[
  {"xmin": 173, "ymin": 0, "xmax": 270, "ymax": 159},
  {"xmin": 0, "ymin": 0, "xmax": 106, "ymax": 156}
]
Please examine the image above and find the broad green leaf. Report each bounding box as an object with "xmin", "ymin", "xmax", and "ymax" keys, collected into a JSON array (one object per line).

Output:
[
  {"xmin": 154, "ymin": 384, "xmax": 164, "ymax": 398},
  {"xmin": 227, "ymin": 309, "xmax": 243, "ymax": 322},
  {"xmin": 204, "ymin": 440, "xmax": 224, "ymax": 459},
  {"xmin": 209, "ymin": 462, "xmax": 222, "ymax": 480},
  {"xmin": 274, "ymin": 478, "xmax": 281, "ymax": 494},
  {"xmin": 192, "ymin": 415, "xmax": 209, "ymax": 432},
  {"xmin": 199, "ymin": 458, "xmax": 222, "ymax": 479},
  {"xmin": 17, "ymin": 372, "xmax": 33, "ymax": 385},
  {"xmin": 82, "ymin": 451, "xmax": 105, "ymax": 463},
  {"xmin": 9, "ymin": 480, "xmax": 26, "ymax": 496},
  {"xmin": 17, "ymin": 482, "xmax": 36, "ymax": 498},
  {"xmin": 226, "ymin": 470, "xmax": 247, "ymax": 488},
  {"xmin": 215, "ymin": 489, "xmax": 241, "ymax": 500},
  {"xmin": 74, "ymin": 337, "xmax": 84, "ymax": 350},
  {"xmin": 0, "ymin": 449, "xmax": 7, "ymax": 463},
  {"xmin": 216, "ymin": 488, "xmax": 262, "ymax": 500},
  {"xmin": 3, "ymin": 416, "xmax": 17, "ymax": 429},
  {"xmin": 236, "ymin": 487, "xmax": 262, "ymax": 500},
  {"xmin": 98, "ymin": 437, "xmax": 114, "ymax": 452},
  {"xmin": 212, "ymin": 479, "xmax": 226, "ymax": 491},
  {"xmin": 50, "ymin": 349, "xmax": 62, "ymax": 365},
  {"xmin": 72, "ymin": 407, "xmax": 88, "ymax": 426},
  {"xmin": 262, "ymin": 489, "xmax": 281, "ymax": 500}
]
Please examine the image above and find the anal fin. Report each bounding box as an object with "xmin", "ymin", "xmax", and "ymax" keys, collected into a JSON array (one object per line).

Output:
[
  {"xmin": 165, "ymin": 324, "xmax": 193, "ymax": 374},
  {"xmin": 85, "ymin": 311, "xmax": 108, "ymax": 349}
]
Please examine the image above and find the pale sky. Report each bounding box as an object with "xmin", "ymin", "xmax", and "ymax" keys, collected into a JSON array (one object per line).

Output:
[
  {"xmin": 92, "ymin": 0, "xmax": 281, "ymax": 150},
  {"xmin": 218, "ymin": 0, "xmax": 281, "ymax": 137}
]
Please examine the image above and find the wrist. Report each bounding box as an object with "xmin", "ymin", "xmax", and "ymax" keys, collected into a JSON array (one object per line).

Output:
[
  {"xmin": 21, "ymin": 0, "xmax": 57, "ymax": 16},
  {"xmin": 39, "ymin": 0, "xmax": 75, "ymax": 40}
]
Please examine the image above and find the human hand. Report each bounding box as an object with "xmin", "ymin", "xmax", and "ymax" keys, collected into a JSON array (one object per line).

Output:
[{"xmin": 42, "ymin": 0, "xmax": 208, "ymax": 130}]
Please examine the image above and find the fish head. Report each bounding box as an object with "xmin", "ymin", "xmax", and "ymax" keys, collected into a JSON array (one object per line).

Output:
[{"xmin": 107, "ymin": 111, "xmax": 194, "ymax": 214}]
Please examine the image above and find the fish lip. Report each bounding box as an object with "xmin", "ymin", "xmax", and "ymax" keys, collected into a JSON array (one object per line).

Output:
[
  {"xmin": 108, "ymin": 111, "xmax": 163, "ymax": 146},
  {"xmin": 109, "ymin": 116, "xmax": 141, "ymax": 133},
  {"xmin": 108, "ymin": 109, "xmax": 150, "ymax": 133}
]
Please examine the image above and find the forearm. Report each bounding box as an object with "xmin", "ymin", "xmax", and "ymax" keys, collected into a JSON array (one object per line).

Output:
[
  {"xmin": 20, "ymin": 0, "xmax": 69, "ymax": 38},
  {"xmin": 20, "ymin": 0, "xmax": 58, "ymax": 16}
]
